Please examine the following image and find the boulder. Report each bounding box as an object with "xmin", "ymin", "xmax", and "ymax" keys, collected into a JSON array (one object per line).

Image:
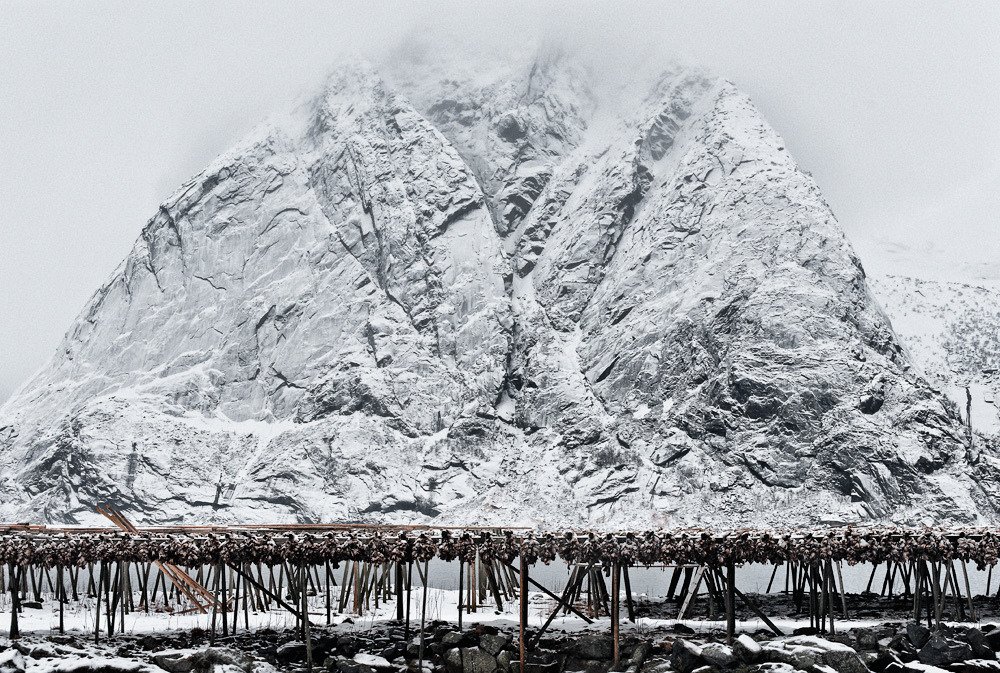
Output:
[
  {"xmin": 856, "ymin": 630, "xmax": 880, "ymax": 652},
  {"xmin": 871, "ymin": 651, "xmax": 904, "ymax": 673},
  {"xmin": 572, "ymin": 636, "xmax": 614, "ymax": 661},
  {"xmin": 274, "ymin": 642, "xmax": 308, "ymax": 664},
  {"xmin": 672, "ymin": 640, "xmax": 706, "ymax": 673},
  {"xmin": 480, "ymin": 635, "xmax": 512, "ymax": 658},
  {"xmin": 152, "ymin": 648, "xmax": 254, "ymax": 673},
  {"xmin": 734, "ymin": 635, "xmax": 763, "ymax": 664},
  {"xmin": 701, "ymin": 644, "xmax": 737, "ymax": 670},
  {"xmin": 984, "ymin": 631, "xmax": 1000, "ymax": 653},
  {"xmin": 960, "ymin": 630, "xmax": 994, "ymax": 660},
  {"xmin": 353, "ymin": 654, "xmax": 394, "ymax": 672},
  {"xmin": 0, "ymin": 651, "xmax": 25, "ymax": 673},
  {"xmin": 919, "ymin": 635, "xmax": 973, "ymax": 667},
  {"xmin": 908, "ymin": 626, "xmax": 932, "ymax": 650}
]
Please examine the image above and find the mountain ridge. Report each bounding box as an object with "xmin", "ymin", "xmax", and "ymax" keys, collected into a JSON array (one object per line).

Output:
[{"xmin": 1, "ymin": 48, "xmax": 995, "ymax": 528}]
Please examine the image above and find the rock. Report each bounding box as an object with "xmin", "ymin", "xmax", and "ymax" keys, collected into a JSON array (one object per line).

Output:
[
  {"xmin": 353, "ymin": 654, "xmax": 394, "ymax": 672},
  {"xmin": 919, "ymin": 635, "xmax": 974, "ymax": 667},
  {"xmin": 734, "ymin": 635, "xmax": 763, "ymax": 664},
  {"xmin": 823, "ymin": 649, "xmax": 870, "ymax": 673},
  {"xmin": 333, "ymin": 659, "xmax": 376, "ymax": 673},
  {"xmin": 963, "ymin": 662, "xmax": 1000, "ymax": 673},
  {"xmin": 673, "ymin": 625, "xmax": 697, "ymax": 635},
  {"xmin": 794, "ymin": 628, "xmax": 821, "ymax": 637},
  {"xmin": 480, "ymin": 635, "xmax": 512, "ymax": 657},
  {"xmin": 571, "ymin": 636, "xmax": 614, "ymax": 661},
  {"xmin": 856, "ymin": 630, "xmax": 880, "ymax": 652},
  {"xmin": 871, "ymin": 652, "xmax": 904, "ymax": 673},
  {"xmin": 961, "ymin": 629, "xmax": 995, "ymax": 660},
  {"xmin": 275, "ymin": 642, "xmax": 309, "ymax": 664},
  {"xmin": 442, "ymin": 633, "xmax": 465, "ymax": 647},
  {"xmin": 749, "ymin": 664, "xmax": 806, "ymax": 673},
  {"xmin": 672, "ymin": 640, "xmax": 706, "ymax": 673},
  {"xmin": 443, "ymin": 648, "xmax": 497, "ymax": 673},
  {"xmin": 984, "ymin": 631, "xmax": 1000, "ymax": 653},
  {"xmin": 701, "ymin": 644, "xmax": 737, "ymax": 669},
  {"xmin": 908, "ymin": 625, "xmax": 932, "ymax": 650},
  {"xmin": 497, "ymin": 651, "xmax": 514, "ymax": 673},
  {"xmin": 0, "ymin": 651, "xmax": 25, "ymax": 673},
  {"xmin": 890, "ymin": 636, "xmax": 920, "ymax": 663},
  {"xmin": 152, "ymin": 648, "xmax": 254, "ymax": 673}
]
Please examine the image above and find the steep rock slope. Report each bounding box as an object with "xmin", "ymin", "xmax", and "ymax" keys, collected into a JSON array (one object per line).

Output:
[
  {"xmin": 1, "ymin": 47, "xmax": 996, "ymax": 527},
  {"xmin": 867, "ymin": 273, "xmax": 1000, "ymax": 436}
]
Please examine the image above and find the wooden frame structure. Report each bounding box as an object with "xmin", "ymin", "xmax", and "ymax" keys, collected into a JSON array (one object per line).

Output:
[{"xmin": 3, "ymin": 523, "xmax": 1000, "ymax": 671}]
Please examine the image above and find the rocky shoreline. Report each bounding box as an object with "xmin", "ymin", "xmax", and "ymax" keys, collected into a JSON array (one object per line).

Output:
[{"xmin": 5, "ymin": 619, "xmax": 1000, "ymax": 673}]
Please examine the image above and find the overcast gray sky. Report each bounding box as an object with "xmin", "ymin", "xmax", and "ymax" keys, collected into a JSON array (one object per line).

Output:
[{"xmin": 2, "ymin": 0, "xmax": 999, "ymax": 404}]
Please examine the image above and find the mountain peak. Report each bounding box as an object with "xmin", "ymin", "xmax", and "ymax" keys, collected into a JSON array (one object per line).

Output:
[{"xmin": 1, "ymin": 46, "xmax": 996, "ymax": 528}]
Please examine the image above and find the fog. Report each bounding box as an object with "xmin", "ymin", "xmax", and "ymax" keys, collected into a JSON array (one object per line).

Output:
[{"xmin": 2, "ymin": 0, "xmax": 998, "ymax": 403}]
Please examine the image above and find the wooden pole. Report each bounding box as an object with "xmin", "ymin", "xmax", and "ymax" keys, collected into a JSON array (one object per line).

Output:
[
  {"xmin": 302, "ymin": 565, "xmax": 313, "ymax": 672},
  {"xmin": 611, "ymin": 562, "xmax": 621, "ymax": 668},
  {"xmin": 419, "ymin": 560, "xmax": 430, "ymax": 669},
  {"xmin": 519, "ymin": 555, "xmax": 528, "ymax": 673},
  {"xmin": 458, "ymin": 559, "xmax": 464, "ymax": 630},
  {"xmin": 725, "ymin": 562, "xmax": 736, "ymax": 644},
  {"xmin": 8, "ymin": 564, "xmax": 19, "ymax": 640}
]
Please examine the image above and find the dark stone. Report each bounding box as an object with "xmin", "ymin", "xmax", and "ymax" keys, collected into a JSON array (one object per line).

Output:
[
  {"xmin": 985, "ymin": 630, "xmax": 1000, "ymax": 652},
  {"xmin": 672, "ymin": 640, "xmax": 706, "ymax": 673},
  {"xmin": 883, "ymin": 663, "xmax": 905, "ymax": 673},
  {"xmin": 442, "ymin": 633, "xmax": 465, "ymax": 647},
  {"xmin": 338, "ymin": 636, "xmax": 360, "ymax": 658},
  {"xmin": 908, "ymin": 624, "xmax": 932, "ymax": 649},
  {"xmin": 333, "ymin": 661, "xmax": 375, "ymax": 673},
  {"xmin": 480, "ymin": 635, "xmax": 512, "ymax": 657},
  {"xmin": 962, "ymin": 629, "xmax": 995, "ymax": 660},
  {"xmin": 793, "ymin": 627, "xmax": 820, "ymax": 636},
  {"xmin": 823, "ymin": 649, "xmax": 870, "ymax": 673},
  {"xmin": 889, "ymin": 635, "xmax": 919, "ymax": 663},
  {"xmin": 871, "ymin": 651, "xmax": 903, "ymax": 673},
  {"xmin": 733, "ymin": 635, "xmax": 762, "ymax": 664},
  {"xmin": 152, "ymin": 647, "xmax": 255, "ymax": 673},
  {"xmin": 963, "ymin": 661, "xmax": 1000, "ymax": 673},
  {"xmin": 919, "ymin": 634, "xmax": 973, "ymax": 667},
  {"xmin": 701, "ymin": 644, "xmax": 737, "ymax": 669},
  {"xmin": 562, "ymin": 659, "xmax": 609, "ymax": 673},
  {"xmin": 856, "ymin": 629, "xmax": 880, "ymax": 652},
  {"xmin": 571, "ymin": 636, "xmax": 614, "ymax": 660}
]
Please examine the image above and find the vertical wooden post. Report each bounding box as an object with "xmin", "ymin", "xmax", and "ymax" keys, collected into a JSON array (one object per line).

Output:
[
  {"xmin": 221, "ymin": 563, "xmax": 229, "ymax": 637},
  {"xmin": 395, "ymin": 561, "xmax": 404, "ymax": 621},
  {"xmin": 94, "ymin": 563, "xmax": 103, "ymax": 645},
  {"xmin": 405, "ymin": 560, "xmax": 413, "ymax": 641},
  {"xmin": 58, "ymin": 565, "xmax": 65, "ymax": 634},
  {"xmin": 611, "ymin": 562, "xmax": 621, "ymax": 668},
  {"xmin": 519, "ymin": 556, "xmax": 528, "ymax": 673},
  {"xmin": 458, "ymin": 559, "xmax": 465, "ymax": 630},
  {"xmin": 419, "ymin": 560, "xmax": 430, "ymax": 669},
  {"xmin": 725, "ymin": 562, "xmax": 736, "ymax": 644},
  {"xmin": 8, "ymin": 564, "xmax": 19, "ymax": 640},
  {"xmin": 302, "ymin": 565, "xmax": 313, "ymax": 672}
]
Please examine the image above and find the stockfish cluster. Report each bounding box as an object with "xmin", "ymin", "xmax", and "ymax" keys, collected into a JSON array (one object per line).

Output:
[{"xmin": 2, "ymin": 526, "xmax": 1000, "ymax": 569}]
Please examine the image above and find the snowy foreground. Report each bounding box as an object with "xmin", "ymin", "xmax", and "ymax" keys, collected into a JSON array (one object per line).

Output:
[{"xmin": 4, "ymin": 587, "xmax": 1000, "ymax": 673}]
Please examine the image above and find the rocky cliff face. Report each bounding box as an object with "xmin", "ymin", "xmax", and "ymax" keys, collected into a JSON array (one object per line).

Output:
[{"xmin": 1, "ymin": 46, "xmax": 996, "ymax": 527}]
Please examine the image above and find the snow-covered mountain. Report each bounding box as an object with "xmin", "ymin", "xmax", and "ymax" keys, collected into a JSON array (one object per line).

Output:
[
  {"xmin": 859, "ymin": 239, "xmax": 1000, "ymax": 438},
  {"xmin": 2, "ymin": 44, "xmax": 997, "ymax": 528}
]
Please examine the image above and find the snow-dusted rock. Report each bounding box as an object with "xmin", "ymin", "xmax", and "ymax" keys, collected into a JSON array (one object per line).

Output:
[{"xmin": 0, "ymin": 42, "xmax": 996, "ymax": 527}]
